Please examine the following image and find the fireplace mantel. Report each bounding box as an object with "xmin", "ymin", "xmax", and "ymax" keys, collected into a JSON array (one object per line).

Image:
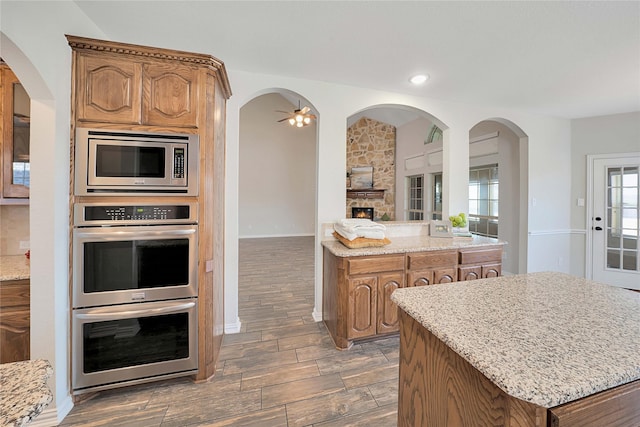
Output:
[{"xmin": 346, "ymin": 188, "xmax": 385, "ymax": 199}]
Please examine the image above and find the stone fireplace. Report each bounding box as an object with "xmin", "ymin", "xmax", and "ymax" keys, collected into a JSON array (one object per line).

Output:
[
  {"xmin": 352, "ymin": 207, "xmax": 374, "ymax": 220},
  {"xmin": 346, "ymin": 117, "xmax": 396, "ymax": 219}
]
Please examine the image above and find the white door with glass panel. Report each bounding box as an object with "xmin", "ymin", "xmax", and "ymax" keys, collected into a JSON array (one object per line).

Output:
[{"xmin": 590, "ymin": 155, "xmax": 640, "ymax": 289}]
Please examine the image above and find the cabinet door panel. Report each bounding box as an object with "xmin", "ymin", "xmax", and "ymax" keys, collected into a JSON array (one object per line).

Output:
[
  {"xmin": 459, "ymin": 266, "xmax": 482, "ymax": 282},
  {"xmin": 347, "ymin": 276, "xmax": 377, "ymax": 339},
  {"xmin": 1, "ymin": 65, "xmax": 30, "ymax": 198},
  {"xmin": 433, "ymin": 268, "xmax": 457, "ymax": 283},
  {"xmin": 77, "ymin": 55, "xmax": 142, "ymax": 124},
  {"xmin": 143, "ymin": 63, "xmax": 198, "ymax": 128},
  {"xmin": 377, "ymin": 273, "xmax": 404, "ymax": 334},
  {"xmin": 407, "ymin": 270, "xmax": 434, "ymax": 287},
  {"xmin": 482, "ymin": 263, "xmax": 502, "ymax": 278}
]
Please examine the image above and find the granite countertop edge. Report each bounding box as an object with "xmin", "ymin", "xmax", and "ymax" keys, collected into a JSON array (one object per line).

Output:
[
  {"xmin": 322, "ymin": 235, "xmax": 504, "ymax": 257},
  {"xmin": 391, "ymin": 272, "xmax": 640, "ymax": 408},
  {"xmin": 0, "ymin": 359, "xmax": 53, "ymax": 426},
  {"xmin": 0, "ymin": 255, "xmax": 30, "ymax": 281}
]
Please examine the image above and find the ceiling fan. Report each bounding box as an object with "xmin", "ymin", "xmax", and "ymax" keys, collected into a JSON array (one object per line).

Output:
[{"xmin": 277, "ymin": 101, "xmax": 316, "ymax": 127}]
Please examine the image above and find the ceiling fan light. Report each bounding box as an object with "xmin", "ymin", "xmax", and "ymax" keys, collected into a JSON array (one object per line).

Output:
[
  {"xmin": 288, "ymin": 118, "xmax": 296, "ymax": 125},
  {"xmin": 303, "ymin": 116, "xmax": 311, "ymax": 124},
  {"xmin": 295, "ymin": 114, "xmax": 304, "ymax": 122},
  {"xmin": 296, "ymin": 121, "xmax": 303, "ymax": 128}
]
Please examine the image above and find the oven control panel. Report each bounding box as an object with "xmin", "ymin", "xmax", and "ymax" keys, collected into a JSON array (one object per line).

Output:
[{"xmin": 74, "ymin": 203, "xmax": 197, "ymax": 226}]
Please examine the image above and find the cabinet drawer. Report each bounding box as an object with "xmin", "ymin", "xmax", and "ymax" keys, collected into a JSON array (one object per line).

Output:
[
  {"xmin": 0, "ymin": 308, "xmax": 30, "ymax": 330},
  {"xmin": 0, "ymin": 281, "xmax": 30, "ymax": 308},
  {"xmin": 459, "ymin": 247, "xmax": 502, "ymax": 265},
  {"xmin": 348, "ymin": 255, "xmax": 405, "ymax": 275},
  {"xmin": 406, "ymin": 251, "xmax": 457, "ymax": 270}
]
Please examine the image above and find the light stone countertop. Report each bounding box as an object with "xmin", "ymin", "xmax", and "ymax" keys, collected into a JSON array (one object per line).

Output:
[
  {"xmin": 0, "ymin": 255, "xmax": 30, "ymax": 281},
  {"xmin": 390, "ymin": 271, "xmax": 640, "ymax": 408},
  {"xmin": 322, "ymin": 234, "xmax": 503, "ymax": 257},
  {"xmin": 0, "ymin": 359, "xmax": 53, "ymax": 426},
  {"xmin": 0, "ymin": 255, "xmax": 31, "ymax": 281}
]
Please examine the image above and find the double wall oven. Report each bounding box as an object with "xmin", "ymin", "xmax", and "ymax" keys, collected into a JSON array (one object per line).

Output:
[
  {"xmin": 72, "ymin": 202, "xmax": 199, "ymax": 393},
  {"xmin": 72, "ymin": 129, "xmax": 201, "ymax": 394}
]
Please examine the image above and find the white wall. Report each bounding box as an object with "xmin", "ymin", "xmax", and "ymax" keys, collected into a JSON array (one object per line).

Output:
[
  {"xmin": 3, "ymin": 3, "xmax": 579, "ymax": 423},
  {"xmin": 570, "ymin": 111, "xmax": 640, "ymax": 276},
  {"xmin": 226, "ymin": 69, "xmax": 572, "ymax": 325},
  {"xmin": 395, "ymin": 116, "xmax": 433, "ymax": 220},
  {"xmin": 239, "ymin": 93, "xmax": 316, "ymax": 238},
  {"xmin": 1, "ymin": 1, "xmax": 106, "ymax": 424}
]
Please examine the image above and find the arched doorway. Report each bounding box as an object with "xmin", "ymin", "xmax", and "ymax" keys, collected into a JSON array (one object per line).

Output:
[
  {"xmin": 469, "ymin": 119, "xmax": 529, "ymax": 274},
  {"xmin": 346, "ymin": 104, "xmax": 448, "ymax": 223},
  {"xmin": 239, "ymin": 91, "xmax": 317, "ymax": 238},
  {"xmin": 1, "ymin": 31, "xmax": 69, "ymax": 422},
  {"xmin": 237, "ymin": 89, "xmax": 319, "ymax": 328}
]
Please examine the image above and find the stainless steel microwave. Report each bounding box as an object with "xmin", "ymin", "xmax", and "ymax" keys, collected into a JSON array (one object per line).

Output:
[{"xmin": 74, "ymin": 128, "xmax": 199, "ymax": 196}]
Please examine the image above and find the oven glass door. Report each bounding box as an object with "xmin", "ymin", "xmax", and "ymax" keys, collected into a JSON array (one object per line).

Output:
[
  {"xmin": 73, "ymin": 225, "xmax": 197, "ymax": 308},
  {"xmin": 73, "ymin": 299, "xmax": 198, "ymax": 391}
]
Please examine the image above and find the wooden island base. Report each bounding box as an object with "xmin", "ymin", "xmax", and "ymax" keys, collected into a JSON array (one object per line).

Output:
[{"xmin": 397, "ymin": 310, "xmax": 640, "ymax": 427}]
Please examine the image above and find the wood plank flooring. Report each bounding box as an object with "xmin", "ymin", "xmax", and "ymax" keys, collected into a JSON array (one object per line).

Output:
[{"xmin": 60, "ymin": 236, "xmax": 399, "ymax": 426}]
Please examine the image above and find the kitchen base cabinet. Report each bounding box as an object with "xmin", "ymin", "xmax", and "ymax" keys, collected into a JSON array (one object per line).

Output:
[
  {"xmin": 0, "ymin": 279, "xmax": 30, "ymax": 363},
  {"xmin": 323, "ymin": 248, "xmax": 404, "ymax": 349},
  {"xmin": 323, "ymin": 243, "xmax": 503, "ymax": 349}
]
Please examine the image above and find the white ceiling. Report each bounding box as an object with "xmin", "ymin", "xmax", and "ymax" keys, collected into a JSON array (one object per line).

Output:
[{"xmin": 73, "ymin": 1, "xmax": 640, "ymax": 120}]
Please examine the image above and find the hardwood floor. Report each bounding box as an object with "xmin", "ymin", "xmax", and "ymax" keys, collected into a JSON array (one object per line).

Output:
[{"xmin": 60, "ymin": 236, "xmax": 399, "ymax": 426}]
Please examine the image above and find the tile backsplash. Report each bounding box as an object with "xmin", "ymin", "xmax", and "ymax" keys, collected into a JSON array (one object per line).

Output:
[{"xmin": 0, "ymin": 205, "xmax": 30, "ymax": 256}]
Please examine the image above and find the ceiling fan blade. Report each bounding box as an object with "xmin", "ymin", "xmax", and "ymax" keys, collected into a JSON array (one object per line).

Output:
[
  {"xmin": 300, "ymin": 106, "xmax": 311, "ymax": 114},
  {"xmin": 277, "ymin": 118, "xmax": 290, "ymax": 122}
]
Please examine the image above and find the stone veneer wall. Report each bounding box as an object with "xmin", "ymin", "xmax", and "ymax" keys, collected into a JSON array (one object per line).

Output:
[{"xmin": 346, "ymin": 117, "xmax": 395, "ymax": 219}]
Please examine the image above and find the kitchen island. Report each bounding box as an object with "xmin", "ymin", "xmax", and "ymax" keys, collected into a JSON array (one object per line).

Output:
[{"xmin": 391, "ymin": 272, "xmax": 640, "ymax": 426}]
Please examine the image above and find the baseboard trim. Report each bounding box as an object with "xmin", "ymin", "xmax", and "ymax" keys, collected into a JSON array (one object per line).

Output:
[
  {"xmin": 312, "ymin": 309, "xmax": 323, "ymax": 322},
  {"xmin": 239, "ymin": 233, "xmax": 314, "ymax": 239},
  {"xmin": 30, "ymin": 394, "xmax": 73, "ymax": 427},
  {"xmin": 224, "ymin": 317, "xmax": 242, "ymax": 334}
]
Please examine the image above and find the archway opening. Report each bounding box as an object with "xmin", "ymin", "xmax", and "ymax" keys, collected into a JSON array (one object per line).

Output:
[
  {"xmin": 469, "ymin": 119, "xmax": 529, "ymax": 274},
  {"xmin": 346, "ymin": 104, "xmax": 448, "ymax": 223}
]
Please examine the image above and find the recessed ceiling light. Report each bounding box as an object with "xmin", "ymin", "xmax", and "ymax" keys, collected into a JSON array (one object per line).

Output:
[{"xmin": 410, "ymin": 74, "xmax": 429, "ymax": 85}]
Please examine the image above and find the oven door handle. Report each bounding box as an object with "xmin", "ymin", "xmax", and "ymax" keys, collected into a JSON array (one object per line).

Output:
[{"xmin": 76, "ymin": 301, "xmax": 196, "ymax": 320}]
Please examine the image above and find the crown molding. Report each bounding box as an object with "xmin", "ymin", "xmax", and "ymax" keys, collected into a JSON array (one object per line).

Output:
[{"xmin": 66, "ymin": 35, "xmax": 231, "ymax": 99}]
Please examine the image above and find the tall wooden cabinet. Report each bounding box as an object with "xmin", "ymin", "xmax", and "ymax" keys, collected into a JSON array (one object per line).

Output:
[
  {"xmin": 67, "ymin": 35, "xmax": 231, "ymax": 382},
  {"xmin": 0, "ymin": 61, "xmax": 30, "ymax": 200}
]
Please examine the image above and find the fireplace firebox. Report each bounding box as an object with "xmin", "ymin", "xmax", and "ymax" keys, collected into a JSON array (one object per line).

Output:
[{"xmin": 352, "ymin": 207, "xmax": 374, "ymax": 219}]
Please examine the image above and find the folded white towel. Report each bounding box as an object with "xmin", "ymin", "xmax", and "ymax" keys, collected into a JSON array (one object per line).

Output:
[
  {"xmin": 334, "ymin": 223, "xmax": 386, "ymax": 241},
  {"xmin": 339, "ymin": 218, "xmax": 386, "ymax": 232}
]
